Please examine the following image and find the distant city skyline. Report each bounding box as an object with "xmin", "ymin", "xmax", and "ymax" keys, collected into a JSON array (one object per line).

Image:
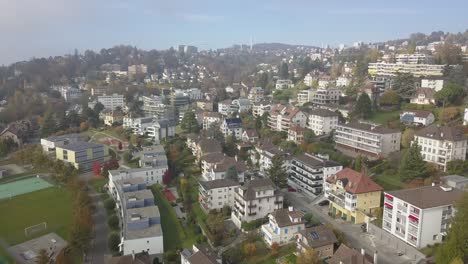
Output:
[{"xmin": 1, "ymin": 0, "xmax": 467, "ymax": 65}]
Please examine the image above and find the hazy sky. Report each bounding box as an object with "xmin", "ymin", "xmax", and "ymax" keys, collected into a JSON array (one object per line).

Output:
[{"xmin": 1, "ymin": 0, "xmax": 467, "ymax": 65}]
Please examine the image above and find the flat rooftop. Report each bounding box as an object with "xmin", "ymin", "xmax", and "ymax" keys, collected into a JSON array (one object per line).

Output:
[
  {"xmin": 387, "ymin": 185, "xmax": 464, "ymax": 209},
  {"xmin": 124, "ymin": 206, "xmax": 162, "ymax": 239},
  {"xmin": 123, "ymin": 189, "xmax": 154, "ymax": 201},
  {"xmin": 57, "ymin": 141, "xmax": 104, "ymax": 151},
  {"xmin": 8, "ymin": 233, "xmax": 67, "ymax": 264}
]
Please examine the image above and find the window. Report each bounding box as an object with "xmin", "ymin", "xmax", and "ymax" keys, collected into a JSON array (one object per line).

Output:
[
  {"xmin": 285, "ymin": 228, "xmax": 288, "ymax": 234},
  {"xmin": 433, "ymin": 235, "xmax": 437, "ymax": 240}
]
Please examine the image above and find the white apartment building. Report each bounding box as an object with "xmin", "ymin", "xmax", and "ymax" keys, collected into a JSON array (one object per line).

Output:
[
  {"xmin": 399, "ymin": 110, "xmax": 435, "ymax": 126},
  {"xmin": 383, "ymin": 185, "xmax": 464, "ymax": 248},
  {"xmin": 413, "ymin": 126, "xmax": 467, "ymax": 171},
  {"xmin": 368, "ymin": 62, "xmax": 445, "ymax": 77},
  {"xmin": 276, "ymin": 79, "xmax": 294, "ymax": 90},
  {"xmin": 123, "ymin": 117, "xmax": 176, "ymax": 142},
  {"xmin": 421, "ymin": 79, "xmax": 444, "ymax": 91},
  {"xmin": 231, "ymin": 178, "xmax": 284, "ymax": 229},
  {"xmin": 232, "ymin": 98, "xmax": 252, "ymax": 113},
  {"xmin": 108, "ymin": 167, "xmax": 166, "ymax": 191},
  {"xmin": 218, "ymin": 99, "xmax": 235, "ymax": 116},
  {"xmin": 201, "ymin": 153, "xmax": 246, "ymax": 182},
  {"xmin": 410, "ymin": 88, "xmax": 436, "ymax": 105},
  {"xmin": 140, "ymin": 95, "xmax": 167, "ymax": 117},
  {"xmin": 248, "ymin": 87, "xmax": 264, "ymax": 103},
  {"xmin": 128, "ymin": 64, "xmax": 148, "ymax": 75},
  {"xmin": 335, "ymin": 122, "xmax": 401, "ymax": 160},
  {"xmin": 307, "ymin": 109, "xmax": 339, "ymax": 135},
  {"xmin": 336, "ymin": 76, "xmax": 351, "ymax": 87},
  {"xmin": 97, "ymin": 94, "xmax": 125, "ymax": 110},
  {"xmin": 395, "ymin": 53, "xmax": 433, "ymax": 64},
  {"xmin": 202, "ymin": 112, "xmax": 222, "ymax": 130},
  {"xmin": 297, "ymin": 90, "xmax": 312, "ymax": 106},
  {"xmin": 199, "ymin": 179, "xmax": 239, "ymax": 212},
  {"xmin": 220, "ymin": 118, "xmax": 243, "ymax": 140},
  {"xmin": 268, "ymin": 104, "xmax": 307, "ymax": 132},
  {"xmin": 252, "ymin": 101, "xmax": 271, "ymax": 118},
  {"xmin": 253, "ymin": 141, "xmax": 290, "ymax": 175},
  {"xmin": 261, "ymin": 207, "xmax": 305, "ymax": 246},
  {"xmin": 53, "ymin": 86, "xmax": 82, "ymax": 102},
  {"xmin": 303, "ymin": 73, "xmax": 316, "ymax": 87},
  {"xmin": 289, "ymin": 153, "xmax": 342, "ymax": 196},
  {"xmin": 309, "ymin": 88, "xmax": 340, "ymax": 105}
]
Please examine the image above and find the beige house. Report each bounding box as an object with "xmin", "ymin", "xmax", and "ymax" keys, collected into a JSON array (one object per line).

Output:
[{"xmin": 296, "ymin": 225, "xmax": 337, "ymax": 259}]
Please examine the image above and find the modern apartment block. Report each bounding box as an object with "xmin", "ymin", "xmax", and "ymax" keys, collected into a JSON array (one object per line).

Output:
[
  {"xmin": 261, "ymin": 207, "xmax": 305, "ymax": 246},
  {"xmin": 413, "ymin": 126, "xmax": 467, "ymax": 171},
  {"xmin": 395, "ymin": 53, "xmax": 433, "ymax": 64},
  {"xmin": 421, "ymin": 78, "xmax": 444, "ymax": 91},
  {"xmin": 97, "ymin": 93, "xmax": 125, "ymax": 110},
  {"xmin": 334, "ymin": 122, "xmax": 401, "ymax": 160},
  {"xmin": 199, "ymin": 179, "xmax": 239, "ymax": 212},
  {"xmin": 231, "ymin": 178, "xmax": 284, "ymax": 229},
  {"xmin": 140, "ymin": 95, "xmax": 167, "ymax": 117},
  {"xmin": 268, "ymin": 104, "xmax": 307, "ymax": 132},
  {"xmin": 368, "ymin": 62, "xmax": 444, "ymax": 77},
  {"xmin": 221, "ymin": 118, "xmax": 243, "ymax": 140},
  {"xmin": 128, "ymin": 64, "xmax": 148, "ymax": 75},
  {"xmin": 108, "ymin": 167, "xmax": 166, "ymax": 190},
  {"xmin": 275, "ymin": 79, "xmax": 294, "ymax": 90},
  {"xmin": 307, "ymin": 109, "xmax": 339, "ymax": 135},
  {"xmin": 289, "ymin": 153, "xmax": 342, "ymax": 196},
  {"xmin": 383, "ymin": 185, "xmax": 464, "ymax": 248},
  {"xmin": 325, "ymin": 168, "xmax": 383, "ymax": 224},
  {"xmin": 309, "ymin": 88, "xmax": 340, "ymax": 105},
  {"xmin": 202, "ymin": 112, "xmax": 222, "ymax": 130},
  {"xmin": 41, "ymin": 133, "xmax": 87, "ymax": 153},
  {"xmin": 252, "ymin": 101, "xmax": 271, "ymax": 118},
  {"xmin": 55, "ymin": 142, "xmax": 109, "ymax": 171},
  {"xmin": 134, "ymin": 145, "xmax": 168, "ymax": 169}
]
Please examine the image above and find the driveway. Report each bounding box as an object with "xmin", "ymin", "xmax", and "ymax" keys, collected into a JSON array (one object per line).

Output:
[{"xmin": 284, "ymin": 191, "xmax": 422, "ymax": 264}]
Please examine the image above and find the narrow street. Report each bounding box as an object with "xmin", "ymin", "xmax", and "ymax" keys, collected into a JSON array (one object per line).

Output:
[{"xmin": 284, "ymin": 191, "xmax": 421, "ymax": 264}]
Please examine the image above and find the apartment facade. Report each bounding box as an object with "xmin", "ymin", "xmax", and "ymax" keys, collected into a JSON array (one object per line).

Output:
[
  {"xmin": 307, "ymin": 109, "xmax": 339, "ymax": 135},
  {"xmin": 309, "ymin": 88, "xmax": 340, "ymax": 105},
  {"xmin": 413, "ymin": 126, "xmax": 467, "ymax": 171},
  {"xmin": 108, "ymin": 167, "xmax": 166, "ymax": 191},
  {"xmin": 252, "ymin": 101, "xmax": 271, "ymax": 118},
  {"xmin": 268, "ymin": 104, "xmax": 307, "ymax": 132},
  {"xmin": 421, "ymin": 79, "xmax": 444, "ymax": 91},
  {"xmin": 275, "ymin": 79, "xmax": 294, "ymax": 90},
  {"xmin": 261, "ymin": 207, "xmax": 305, "ymax": 246},
  {"xmin": 383, "ymin": 185, "xmax": 464, "ymax": 248},
  {"xmin": 289, "ymin": 153, "xmax": 342, "ymax": 196},
  {"xmin": 97, "ymin": 94, "xmax": 125, "ymax": 110},
  {"xmin": 199, "ymin": 179, "xmax": 239, "ymax": 212},
  {"xmin": 55, "ymin": 142, "xmax": 108, "ymax": 171},
  {"xmin": 334, "ymin": 122, "xmax": 401, "ymax": 160},
  {"xmin": 368, "ymin": 62, "xmax": 444, "ymax": 77},
  {"xmin": 325, "ymin": 168, "xmax": 383, "ymax": 224},
  {"xmin": 221, "ymin": 118, "xmax": 243, "ymax": 140},
  {"xmin": 231, "ymin": 178, "xmax": 284, "ymax": 228},
  {"xmin": 202, "ymin": 112, "xmax": 222, "ymax": 130},
  {"xmin": 395, "ymin": 53, "xmax": 433, "ymax": 64}
]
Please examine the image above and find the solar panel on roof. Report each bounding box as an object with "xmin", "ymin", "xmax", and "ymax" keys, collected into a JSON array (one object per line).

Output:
[{"xmin": 310, "ymin": 231, "xmax": 320, "ymax": 240}]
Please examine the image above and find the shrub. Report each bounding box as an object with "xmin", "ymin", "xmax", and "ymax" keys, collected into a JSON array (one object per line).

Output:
[
  {"xmin": 107, "ymin": 215, "xmax": 120, "ymax": 230},
  {"xmin": 241, "ymin": 217, "xmax": 268, "ymax": 231},
  {"xmin": 108, "ymin": 233, "xmax": 120, "ymax": 252},
  {"xmin": 104, "ymin": 198, "xmax": 116, "ymax": 211}
]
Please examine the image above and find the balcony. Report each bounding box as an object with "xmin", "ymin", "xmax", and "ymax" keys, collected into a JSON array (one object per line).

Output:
[
  {"xmin": 248, "ymin": 212, "xmax": 257, "ymax": 216},
  {"xmin": 397, "ymin": 204, "xmax": 407, "ymax": 213},
  {"xmin": 248, "ymin": 204, "xmax": 257, "ymax": 209},
  {"xmin": 327, "ymin": 192, "xmax": 346, "ymax": 209}
]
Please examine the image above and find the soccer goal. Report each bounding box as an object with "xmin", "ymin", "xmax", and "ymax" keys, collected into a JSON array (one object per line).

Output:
[{"xmin": 24, "ymin": 222, "xmax": 47, "ymax": 236}]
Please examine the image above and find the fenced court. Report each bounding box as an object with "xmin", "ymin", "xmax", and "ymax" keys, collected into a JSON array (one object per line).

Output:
[{"xmin": 0, "ymin": 177, "xmax": 52, "ymax": 200}]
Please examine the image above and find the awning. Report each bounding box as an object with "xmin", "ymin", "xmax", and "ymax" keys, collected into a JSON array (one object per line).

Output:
[
  {"xmin": 384, "ymin": 202, "xmax": 393, "ymax": 209},
  {"xmin": 408, "ymin": 214, "xmax": 419, "ymax": 222},
  {"xmin": 384, "ymin": 194, "xmax": 394, "ymax": 200}
]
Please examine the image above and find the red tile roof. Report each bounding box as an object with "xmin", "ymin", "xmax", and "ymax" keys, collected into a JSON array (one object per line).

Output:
[{"xmin": 326, "ymin": 168, "xmax": 383, "ymax": 194}]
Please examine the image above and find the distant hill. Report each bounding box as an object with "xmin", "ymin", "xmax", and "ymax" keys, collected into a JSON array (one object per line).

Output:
[{"xmin": 253, "ymin": 43, "xmax": 319, "ymax": 50}]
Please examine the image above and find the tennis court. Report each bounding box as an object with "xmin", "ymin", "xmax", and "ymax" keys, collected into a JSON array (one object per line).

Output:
[{"xmin": 0, "ymin": 177, "xmax": 52, "ymax": 200}]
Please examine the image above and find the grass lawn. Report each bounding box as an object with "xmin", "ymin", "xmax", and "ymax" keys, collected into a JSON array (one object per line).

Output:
[
  {"xmin": 373, "ymin": 173, "xmax": 403, "ymax": 190},
  {"xmin": 89, "ymin": 176, "xmax": 108, "ymax": 192},
  {"xmin": 0, "ymin": 187, "xmax": 73, "ymax": 245},
  {"xmin": 368, "ymin": 110, "xmax": 400, "ymax": 125},
  {"xmin": 150, "ymin": 185, "xmax": 186, "ymax": 250}
]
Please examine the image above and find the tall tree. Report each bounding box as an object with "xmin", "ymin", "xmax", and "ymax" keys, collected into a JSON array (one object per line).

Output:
[
  {"xmin": 354, "ymin": 93, "xmax": 373, "ymax": 119},
  {"xmin": 93, "ymin": 102, "xmax": 104, "ymax": 115},
  {"xmin": 393, "ymin": 73, "xmax": 416, "ymax": 98},
  {"xmin": 40, "ymin": 109, "xmax": 56, "ymax": 137},
  {"xmin": 401, "ymin": 128, "xmax": 415, "ymax": 149},
  {"xmin": 379, "ymin": 90, "xmax": 401, "ymax": 106},
  {"xmin": 267, "ymin": 155, "xmax": 287, "ymax": 187},
  {"xmin": 434, "ymin": 83, "xmax": 465, "ymax": 106},
  {"xmin": 180, "ymin": 111, "xmax": 200, "ymax": 134},
  {"xmin": 256, "ymin": 72, "xmax": 268, "ymax": 88},
  {"xmin": 399, "ymin": 141, "xmax": 428, "ymax": 182},
  {"xmin": 436, "ymin": 192, "xmax": 468, "ymax": 263},
  {"xmin": 278, "ymin": 62, "xmax": 289, "ymax": 79},
  {"xmin": 296, "ymin": 248, "xmax": 320, "ymax": 264}
]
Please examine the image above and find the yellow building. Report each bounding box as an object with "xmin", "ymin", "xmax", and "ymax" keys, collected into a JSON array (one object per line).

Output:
[
  {"xmin": 55, "ymin": 142, "xmax": 109, "ymax": 171},
  {"xmin": 324, "ymin": 168, "xmax": 383, "ymax": 224},
  {"xmin": 100, "ymin": 110, "xmax": 124, "ymax": 126}
]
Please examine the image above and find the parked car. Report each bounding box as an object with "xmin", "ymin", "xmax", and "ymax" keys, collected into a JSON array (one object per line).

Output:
[
  {"xmin": 288, "ymin": 187, "xmax": 297, "ymax": 192},
  {"xmin": 318, "ymin": 200, "xmax": 329, "ymax": 206}
]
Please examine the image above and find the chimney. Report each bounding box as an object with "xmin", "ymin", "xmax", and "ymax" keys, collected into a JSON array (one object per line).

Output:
[
  {"xmin": 361, "ymin": 248, "xmax": 365, "ymax": 256},
  {"xmin": 288, "ymin": 206, "xmax": 293, "ymax": 212},
  {"xmin": 374, "ymin": 251, "xmax": 378, "ymax": 264}
]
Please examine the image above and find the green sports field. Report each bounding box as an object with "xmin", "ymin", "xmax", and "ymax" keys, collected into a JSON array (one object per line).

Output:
[
  {"xmin": 0, "ymin": 177, "xmax": 52, "ymax": 200},
  {"xmin": 0, "ymin": 187, "xmax": 73, "ymax": 245}
]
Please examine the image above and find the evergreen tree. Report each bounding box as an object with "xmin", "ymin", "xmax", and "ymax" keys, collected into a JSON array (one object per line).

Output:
[
  {"xmin": 278, "ymin": 62, "xmax": 289, "ymax": 79},
  {"xmin": 93, "ymin": 102, "xmax": 104, "ymax": 115},
  {"xmin": 399, "ymin": 141, "xmax": 428, "ymax": 182},
  {"xmin": 40, "ymin": 109, "xmax": 56, "ymax": 137},
  {"xmin": 354, "ymin": 155, "xmax": 363, "ymax": 172},
  {"xmin": 180, "ymin": 111, "xmax": 200, "ymax": 134},
  {"xmin": 354, "ymin": 93, "xmax": 373, "ymax": 119},
  {"xmin": 436, "ymin": 192, "xmax": 468, "ymax": 263},
  {"xmin": 267, "ymin": 155, "xmax": 287, "ymax": 187},
  {"xmin": 393, "ymin": 73, "xmax": 416, "ymax": 98},
  {"xmin": 225, "ymin": 166, "xmax": 238, "ymax": 181}
]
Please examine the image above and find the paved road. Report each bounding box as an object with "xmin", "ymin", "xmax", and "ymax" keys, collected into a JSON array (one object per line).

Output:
[
  {"xmin": 284, "ymin": 191, "xmax": 419, "ymax": 264},
  {"xmin": 81, "ymin": 172, "xmax": 110, "ymax": 264}
]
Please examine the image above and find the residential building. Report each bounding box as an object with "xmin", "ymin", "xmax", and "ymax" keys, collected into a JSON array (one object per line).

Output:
[
  {"xmin": 248, "ymin": 87, "xmax": 264, "ymax": 103},
  {"xmin": 441, "ymin": 175, "xmax": 468, "ymax": 190},
  {"xmin": 336, "ymin": 76, "xmax": 351, "ymax": 87},
  {"xmin": 140, "ymin": 95, "xmax": 167, "ymax": 117},
  {"xmin": 220, "ymin": 118, "xmax": 243, "ymax": 140},
  {"xmin": 123, "ymin": 117, "xmax": 176, "ymax": 143},
  {"xmin": 413, "ymin": 126, "xmax": 467, "ymax": 171},
  {"xmin": 108, "ymin": 167, "xmax": 166, "ymax": 190},
  {"xmin": 231, "ymin": 178, "xmax": 284, "ymax": 228},
  {"xmin": 318, "ymin": 77, "xmax": 334, "ymax": 88},
  {"xmin": 325, "ymin": 168, "xmax": 383, "ymax": 224},
  {"xmin": 202, "ymin": 112, "xmax": 222, "ymax": 130},
  {"xmin": 335, "ymin": 122, "xmax": 401, "ymax": 159},
  {"xmin": 276, "ymin": 80, "xmax": 294, "ymax": 90},
  {"xmin": 421, "ymin": 79, "xmax": 444, "ymax": 91},
  {"xmin": 253, "ymin": 140, "xmax": 290, "ymax": 174},
  {"xmin": 328, "ymin": 244, "xmax": 375, "ymax": 264},
  {"xmin": 383, "ymin": 185, "xmax": 464, "ymax": 248},
  {"xmin": 261, "ymin": 207, "xmax": 305, "ymax": 246},
  {"xmin": 399, "ymin": 110, "xmax": 435, "ymax": 126},
  {"xmin": 368, "ymin": 62, "xmax": 445, "ymax": 77},
  {"xmin": 268, "ymin": 104, "xmax": 307, "ymax": 132},
  {"xmin": 180, "ymin": 245, "xmax": 221, "ymax": 264},
  {"xmin": 287, "ymin": 125, "xmax": 306, "ymax": 144},
  {"xmin": 134, "ymin": 145, "xmax": 168, "ymax": 169},
  {"xmin": 410, "ymin": 88, "xmax": 436, "ymax": 105},
  {"xmin": 55, "ymin": 142, "xmax": 109, "ymax": 171},
  {"xmin": 296, "ymin": 225, "xmax": 337, "ymax": 259},
  {"xmin": 54, "ymin": 86, "xmax": 82, "ymax": 101},
  {"xmin": 252, "ymin": 101, "xmax": 271, "ymax": 118},
  {"xmin": 41, "ymin": 133, "xmax": 87, "ymax": 153},
  {"xmin": 91, "ymin": 86, "xmax": 108, "ymax": 96},
  {"xmin": 303, "ymin": 73, "xmax": 316, "ymax": 87},
  {"xmin": 208, "ymin": 156, "xmax": 246, "ymax": 183},
  {"xmin": 100, "ymin": 110, "xmax": 124, "ymax": 126},
  {"xmin": 104, "ymin": 252, "xmax": 151, "ymax": 264},
  {"xmin": 297, "ymin": 90, "xmax": 312, "ymax": 106},
  {"xmin": 395, "ymin": 53, "xmax": 433, "ymax": 64},
  {"xmin": 289, "ymin": 153, "xmax": 343, "ymax": 196},
  {"xmin": 464, "ymin": 108, "xmax": 468, "ymax": 125},
  {"xmin": 218, "ymin": 99, "xmax": 234, "ymax": 116},
  {"xmin": 192, "ymin": 138, "xmax": 222, "ymax": 161},
  {"xmin": 97, "ymin": 94, "xmax": 125, "ymax": 110},
  {"xmin": 307, "ymin": 109, "xmax": 339, "ymax": 135},
  {"xmin": 309, "ymin": 88, "xmax": 340, "ymax": 105},
  {"xmin": 128, "ymin": 64, "xmax": 148, "ymax": 76},
  {"xmin": 232, "ymin": 98, "xmax": 252, "ymax": 113},
  {"xmin": 199, "ymin": 179, "xmax": 239, "ymax": 212},
  {"xmin": 242, "ymin": 129, "xmax": 259, "ymax": 143},
  {"xmin": 196, "ymin": 100, "xmax": 214, "ymax": 112}
]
